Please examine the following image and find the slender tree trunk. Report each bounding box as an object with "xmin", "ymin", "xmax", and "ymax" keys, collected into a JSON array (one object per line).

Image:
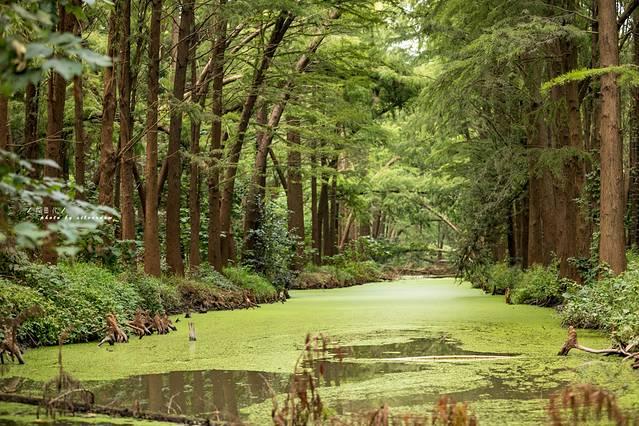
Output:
[
  {"xmin": 98, "ymin": 10, "xmax": 119, "ymax": 207},
  {"xmin": 143, "ymin": 0, "xmax": 162, "ymax": 277},
  {"xmin": 188, "ymin": 41, "xmax": 203, "ymax": 270},
  {"xmin": 219, "ymin": 12, "xmax": 294, "ymax": 265},
  {"xmin": 328, "ymin": 167, "xmax": 338, "ymax": 256},
  {"xmin": 598, "ymin": 0, "xmax": 626, "ymax": 274},
  {"xmin": 207, "ymin": 1, "xmax": 226, "ymax": 271},
  {"xmin": 320, "ymin": 172, "xmax": 330, "ymax": 258},
  {"xmin": 242, "ymin": 103, "xmax": 269, "ymax": 257},
  {"xmin": 43, "ymin": 3, "xmax": 74, "ymax": 263},
  {"xmin": 0, "ymin": 96, "xmax": 8, "ymax": 152},
  {"xmin": 73, "ymin": 76, "xmax": 86, "ymax": 195},
  {"xmin": 118, "ymin": 0, "xmax": 135, "ymax": 240},
  {"xmin": 165, "ymin": 0, "xmax": 194, "ymax": 276},
  {"xmin": 311, "ymin": 148, "xmax": 320, "ymax": 264},
  {"xmin": 286, "ymin": 117, "xmax": 304, "ymax": 269},
  {"xmin": 629, "ymin": 16, "xmax": 639, "ymax": 248},
  {"xmin": 72, "ymin": 2, "xmax": 86, "ymax": 198},
  {"xmin": 23, "ymin": 82, "xmax": 40, "ymax": 171}
]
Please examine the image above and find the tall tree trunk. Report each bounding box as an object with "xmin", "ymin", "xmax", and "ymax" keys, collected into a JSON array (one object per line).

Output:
[
  {"xmin": 73, "ymin": 76, "xmax": 86, "ymax": 196},
  {"xmin": 119, "ymin": 0, "xmax": 135, "ymax": 240},
  {"xmin": 207, "ymin": 1, "xmax": 226, "ymax": 271},
  {"xmin": 328, "ymin": 167, "xmax": 338, "ymax": 256},
  {"xmin": 188, "ymin": 39, "xmax": 203, "ymax": 270},
  {"xmin": 0, "ymin": 96, "xmax": 8, "ymax": 152},
  {"xmin": 286, "ymin": 117, "xmax": 304, "ymax": 269},
  {"xmin": 23, "ymin": 82, "xmax": 40, "ymax": 171},
  {"xmin": 598, "ymin": 0, "xmax": 626, "ymax": 274},
  {"xmin": 219, "ymin": 12, "xmax": 294, "ymax": 265},
  {"xmin": 98, "ymin": 10, "xmax": 119, "ymax": 207},
  {"xmin": 72, "ymin": 3, "xmax": 86, "ymax": 198},
  {"xmin": 143, "ymin": 0, "xmax": 162, "ymax": 277},
  {"xmin": 43, "ymin": 3, "xmax": 74, "ymax": 263},
  {"xmin": 629, "ymin": 16, "xmax": 639, "ymax": 248},
  {"xmin": 242, "ymin": 103, "xmax": 269, "ymax": 258},
  {"xmin": 166, "ymin": 0, "xmax": 194, "ymax": 276},
  {"xmin": 311, "ymin": 148, "xmax": 321, "ymax": 264}
]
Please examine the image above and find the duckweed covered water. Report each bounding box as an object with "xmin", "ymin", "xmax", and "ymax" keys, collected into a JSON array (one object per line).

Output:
[{"xmin": 1, "ymin": 278, "xmax": 638, "ymax": 424}]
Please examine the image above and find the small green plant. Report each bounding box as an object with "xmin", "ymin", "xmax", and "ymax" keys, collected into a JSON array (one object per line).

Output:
[
  {"xmin": 487, "ymin": 262, "xmax": 522, "ymax": 294},
  {"xmin": 223, "ymin": 266, "xmax": 277, "ymax": 301},
  {"xmin": 510, "ymin": 263, "xmax": 564, "ymax": 307}
]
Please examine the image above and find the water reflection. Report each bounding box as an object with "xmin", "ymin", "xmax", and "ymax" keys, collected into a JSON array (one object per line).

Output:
[{"xmin": 0, "ymin": 336, "xmax": 545, "ymax": 421}]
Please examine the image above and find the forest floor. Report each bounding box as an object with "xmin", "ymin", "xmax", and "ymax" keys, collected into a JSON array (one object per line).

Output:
[{"xmin": 1, "ymin": 278, "xmax": 638, "ymax": 425}]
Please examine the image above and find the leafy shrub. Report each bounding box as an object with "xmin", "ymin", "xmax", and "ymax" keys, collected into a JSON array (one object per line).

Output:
[
  {"xmin": 510, "ymin": 263, "xmax": 564, "ymax": 306},
  {"xmin": 487, "ymin": 262, "xmax": 522, "ymax": 294},
  {"xmin": 10, "ymin": 262, "xmax": 141, "ymax": 343},
  {"xmin": 242, "ymin": 201, "xmax": 295, "ymax": 289},
  {"xmin": 120, "ymin": 270, "xmax": 181, "ymax": 314},
  {"xmin": 562, "ymin": 268, "xmax": 639, "ymax": 345},
  {"xmin": 223, "ymin": 266, "xmax": 276, "ymax": 301},
  {"xmin": 0, "ymin": 278, "xmax": 62, "ymax": 345},
  {"xmin": 294, "ymin": 261, "xmax": 384, "ymax": 289},
  {"xmin": 188, "ymin": 263, "xmax": 239, "ymax": 291}
]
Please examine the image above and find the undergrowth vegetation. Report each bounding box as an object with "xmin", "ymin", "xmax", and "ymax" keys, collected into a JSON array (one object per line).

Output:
[
  {"xmin": 294, "ymin": 260, "xmax": 386, "ymax": 289},
  {"xmin": 561, "ymin": 254, "xmax": 639, "ymax": 346},
  {"xmin": 0, "ymin": 256, "xmax": 278, "ymax": 347},
  {"xmin": 473, "ymin": 261, "xmax": 564, "ymax": 307}
]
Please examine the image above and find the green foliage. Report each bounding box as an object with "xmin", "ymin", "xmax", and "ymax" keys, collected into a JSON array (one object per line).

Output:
[
  {"xmin": 119, "ymin": 270, "xmax": 181, "ymax": 315},
  {"xmin": 242, "ymin": 200, "xmax": 295, "ymax": 289},
  {"xmin": 223, "ymin": 266, "xmax": 277, "ymax": 301},
  {"xmin": 295, "ymin": 260, "xmax": 384, "ymax": 289},
  {"xmin": 188, "ymin": 263, "xmax": 239, "ymax": 292},
  {"xmin": 562, "ymin": 256, "xmax": 639, "ymax": 346},
  {"xmin": 510, "ymin": 263, "xmax": 564, "ymax": 307},
  {"xmin": 0, "ymin": 1, "xmax": 111, "ymax": 94},
  {"xmin": 541, "ymin": 65, "xmax": 639, "ymax": 95},
  {"xmin": 0, "ymin": 278, "xmax": 59, "ymax": 344},
  {"xmin": 487, "ymin": 262, "xmax": 522, "ymax": 295},
  {"xmin": 0, "ymin": 150, "xmax": 118, "ymax": 257}
]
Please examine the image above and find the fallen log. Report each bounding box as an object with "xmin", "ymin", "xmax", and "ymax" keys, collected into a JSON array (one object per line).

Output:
[
  {"xmin": 0, "ymin": 392, "xmax": 218, "ymax": 425},
  {"xmin": 558, "ymin": 326, "xmax": 639, "ymax": 368}
]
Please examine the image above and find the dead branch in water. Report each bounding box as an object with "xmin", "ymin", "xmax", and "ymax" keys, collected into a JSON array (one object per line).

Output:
[{"xmin": 558, "ymin": 326, "xmax": 639, "ymax": 368}]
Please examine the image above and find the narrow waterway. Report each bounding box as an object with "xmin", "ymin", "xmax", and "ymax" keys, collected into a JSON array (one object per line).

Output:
[{"xmin": 1, "ymin": 278, "xmax": 638, "ymax": 424}]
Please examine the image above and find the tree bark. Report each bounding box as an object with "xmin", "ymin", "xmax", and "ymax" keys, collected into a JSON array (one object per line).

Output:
[
  {"xmin": 166, "ymin": 0, "xmax": 194, "ymax": 276},
  {"xmin": 207, "ymin": 1, "xmax": 226, "ymax": 271},
  {"xmin": 598, "ymin": 0, "xmax": 626, "ymax": 274},
  {"xmin": 118, "ymin": 0, "xmax": 135, "ymax": 241},
  {"xmin": 143, "ymin": 0, "xmax": 162, "ymax": 277},
  {"xmin": 72, "ymin": 5, "xmax": 86, "ymax": 198},
  {"xmin": 23, "ymin": 82, "xmax": 39, "ymax": 167},
  {"xmin": 188, "ymin": 37, "xmax": 203, "ymax": 270},
  {"xmin": 98, "ymin": 10, "xmax": 119, "ymax": 207},
  {"xmin": 219, "ymin": 11, "xmax": 294, "ymax": 265},
  {"xmin": 286, "ymin": 118, "xmax": 304, "ymax": 269},
  {"xmin": 311, "ymin": 147, "xmax": 321, "ymax": 264},
  {"xmin": 628, "ymin": 16, "xmax": 639, "ymax": 247},
  {"xmin": 43, "ymin": 2, "xmax": 74, "ymax": 263}
]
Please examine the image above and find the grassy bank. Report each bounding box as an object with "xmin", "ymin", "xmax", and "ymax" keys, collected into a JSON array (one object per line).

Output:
[
  {"xmin": 0, "ymin": 260, "xmax": 278, "ymax": 347},
  {"xmin": 293, "ymin": 260, "xmax": 391, "ymax": 289}
]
